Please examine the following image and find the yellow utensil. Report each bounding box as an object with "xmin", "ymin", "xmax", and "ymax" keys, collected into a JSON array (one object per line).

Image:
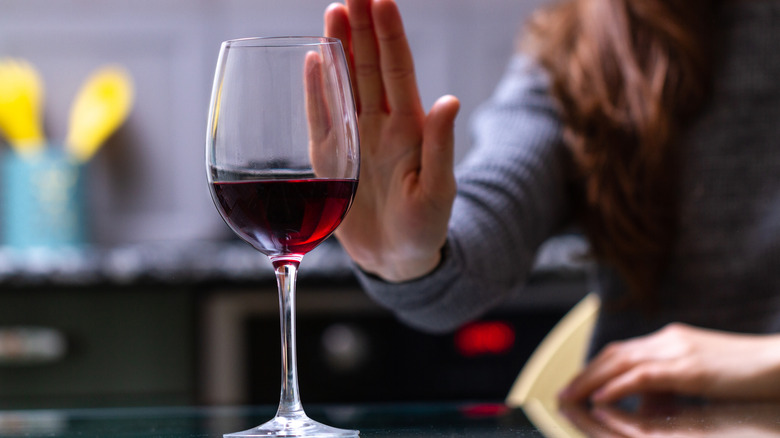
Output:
[
  {"xmin": 65, "ymin": 65, "xmax": 134, "ymax": 162},
  {"xmin": 0, "ymin": 58, "xmax": 46, "ymax": 154}
]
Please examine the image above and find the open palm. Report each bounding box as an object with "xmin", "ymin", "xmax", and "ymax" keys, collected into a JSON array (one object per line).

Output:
[{"xmin": 324, "ymin": 0, "xmax": 460, "ymax": 282}]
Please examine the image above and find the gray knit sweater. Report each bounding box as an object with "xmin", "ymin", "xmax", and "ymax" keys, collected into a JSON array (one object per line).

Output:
[{"xmin": 354, "ymin": 1, "xmax": 780, "ymax": 353}]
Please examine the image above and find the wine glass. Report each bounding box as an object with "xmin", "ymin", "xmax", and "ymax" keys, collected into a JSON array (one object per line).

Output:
[{"xmin": 206, "ymin": 37, "xmax": 360, "ymax": 437}]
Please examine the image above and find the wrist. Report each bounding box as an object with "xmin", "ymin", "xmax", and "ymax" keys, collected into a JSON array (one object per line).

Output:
[{"xmin": 354, "ymin": 247, "xmax": 444, "ymax": 283}]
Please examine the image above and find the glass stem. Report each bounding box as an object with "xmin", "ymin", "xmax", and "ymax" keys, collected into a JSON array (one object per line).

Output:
[{"xmin": 274, "ymin": 260, "xmax": 304, "ymax": 418}]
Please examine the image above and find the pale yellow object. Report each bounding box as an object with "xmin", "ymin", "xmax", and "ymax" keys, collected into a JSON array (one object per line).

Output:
[
  {"xmin": 0, "ymin": 58, "xmax": 46, "ymax": 154},
  {"xmin": 506, "ymin": 292, "xmax": 599, "ymax": 438},
  {"xmin": 65, "ymin": 65, "xmax": 134, "ymax": 162}
]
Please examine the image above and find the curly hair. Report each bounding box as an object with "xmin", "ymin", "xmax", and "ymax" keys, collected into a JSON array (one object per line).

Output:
[{"xmin": 523, "ymin": 0, "xmax": 716, "ymax": 300}]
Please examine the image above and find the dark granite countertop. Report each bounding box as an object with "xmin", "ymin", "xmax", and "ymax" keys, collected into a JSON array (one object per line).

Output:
[
  {"xmin": 0, "ymin": 238, "xmax": 355, "ymax": 287},
  {"xmin": 0, "ymin": 234, "xmax": 591, "ymax": 303}
]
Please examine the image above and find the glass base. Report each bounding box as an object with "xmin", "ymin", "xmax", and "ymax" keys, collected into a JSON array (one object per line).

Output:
[{"xmin": 224, "ymin": 413, "xmax": 359, "ymax": 437}]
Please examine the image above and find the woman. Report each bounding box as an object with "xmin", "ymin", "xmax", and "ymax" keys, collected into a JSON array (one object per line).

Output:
[{"xmin": 323, "ymin": 0, "xmax": 780, "ymax": 403}]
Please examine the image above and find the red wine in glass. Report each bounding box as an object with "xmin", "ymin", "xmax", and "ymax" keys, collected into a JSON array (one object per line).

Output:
[
  {"xmin": 211, "ymin": 177, "xmax": 357, "ymax": 263},
  {"xmin": 207, "ymin": 36, "xmax": 360, "ymax": 437}
]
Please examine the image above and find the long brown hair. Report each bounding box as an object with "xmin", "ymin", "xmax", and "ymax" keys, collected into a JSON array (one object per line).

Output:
[{"xmin": 523, "ymin": 0, "xmax": 715, "ymax": 300}]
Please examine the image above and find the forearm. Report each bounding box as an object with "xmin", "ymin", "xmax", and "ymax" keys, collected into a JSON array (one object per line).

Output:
[
  {"xmin": 354, "ymin": 236, "xmax": 521, "ymax": 333},
  {"xmin": 728, "ymin": 332, "xmax": 780, "ymax": 401}
]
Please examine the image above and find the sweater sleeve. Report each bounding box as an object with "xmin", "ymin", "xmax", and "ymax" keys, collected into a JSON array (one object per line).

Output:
[{"xmin": 353, "ymin": 54, "xmax": 573, "ymax": 333}]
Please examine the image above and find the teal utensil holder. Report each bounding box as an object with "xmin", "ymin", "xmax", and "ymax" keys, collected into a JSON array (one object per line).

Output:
[{"xmin": 1, "ymin": 148, "xmax": 87, "ymax": 250}]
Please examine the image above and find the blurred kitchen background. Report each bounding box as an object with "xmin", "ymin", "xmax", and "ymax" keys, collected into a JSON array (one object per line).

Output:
[{"xmin": 0, "ymin": 0, "xmax": 589, "ymax": 410}]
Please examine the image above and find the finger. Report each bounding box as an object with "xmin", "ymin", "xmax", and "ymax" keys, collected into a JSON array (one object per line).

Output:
[
  {"xmin": 560, "ymin": 341, "xmax": 641, "ymax": 402},
  {"xmin": 324, "ymin": 3, "xmax": 357, "ymax": 103},
  {"xmin": 346, "ymin": 0, "xmax": 385, "ymax": 113},
  {"xmin": 420, "ymin": 95, "xmax": 459, "ymax": 195},
  {"xmin": 304, "ymin": 51, "xmax": 331, "ymax": 145},
  {"xmin": 372, "ymin": 0, "xmax": 421, "ymax": 114},
  {"xmin": 591, "ymin": 361, "xmax": 682, "ymax": 404}
]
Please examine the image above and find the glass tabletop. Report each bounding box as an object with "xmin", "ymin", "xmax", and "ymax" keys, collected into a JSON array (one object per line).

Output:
[
  {"xmin": 2, "ymin": 400, "xmax": 780, "ymax": 437},
  {"xmin": 0, "ymin": 403, "xmax": 537, "ymax": 437}
]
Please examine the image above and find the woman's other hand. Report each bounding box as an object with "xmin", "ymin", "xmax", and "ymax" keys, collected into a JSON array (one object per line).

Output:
[
  {"xmin": 324, "ymin": 0, "xmax": 460, "ymax": 282},
  {"xmin": 559, "ymin": 323, "xmax": 780, "ymax": 403}
]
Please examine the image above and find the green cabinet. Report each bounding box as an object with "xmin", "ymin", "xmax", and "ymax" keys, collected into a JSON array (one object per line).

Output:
[{"xmin": 0, "ymin": 286, "xmax": 195, "ymax": 409}]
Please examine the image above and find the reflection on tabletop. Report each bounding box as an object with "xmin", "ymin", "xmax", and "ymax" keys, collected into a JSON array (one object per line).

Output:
[{"xmin": 526, "ymin": 395, "xmax": 780, "ymax": 438}]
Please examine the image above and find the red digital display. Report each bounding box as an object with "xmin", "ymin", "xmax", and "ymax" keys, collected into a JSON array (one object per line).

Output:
[{"xmin": 454, "ymin": 321, "xmax": 516, "ymax": 357}]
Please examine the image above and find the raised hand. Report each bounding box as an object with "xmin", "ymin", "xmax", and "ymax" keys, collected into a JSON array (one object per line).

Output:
[{"xmin": 324, "ymin": 0, "xmax": 460, "ymax": 282}]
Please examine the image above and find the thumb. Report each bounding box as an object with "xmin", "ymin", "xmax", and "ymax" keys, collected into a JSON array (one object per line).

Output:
[{"xmin": 420, "ymin": 95, "xmax": 460, "ymax": 193}]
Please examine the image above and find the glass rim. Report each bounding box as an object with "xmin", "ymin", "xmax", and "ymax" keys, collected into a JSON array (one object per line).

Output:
[{"xmin": 222, "ymin": 36, "xmax": 341, "ymax": 48}]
